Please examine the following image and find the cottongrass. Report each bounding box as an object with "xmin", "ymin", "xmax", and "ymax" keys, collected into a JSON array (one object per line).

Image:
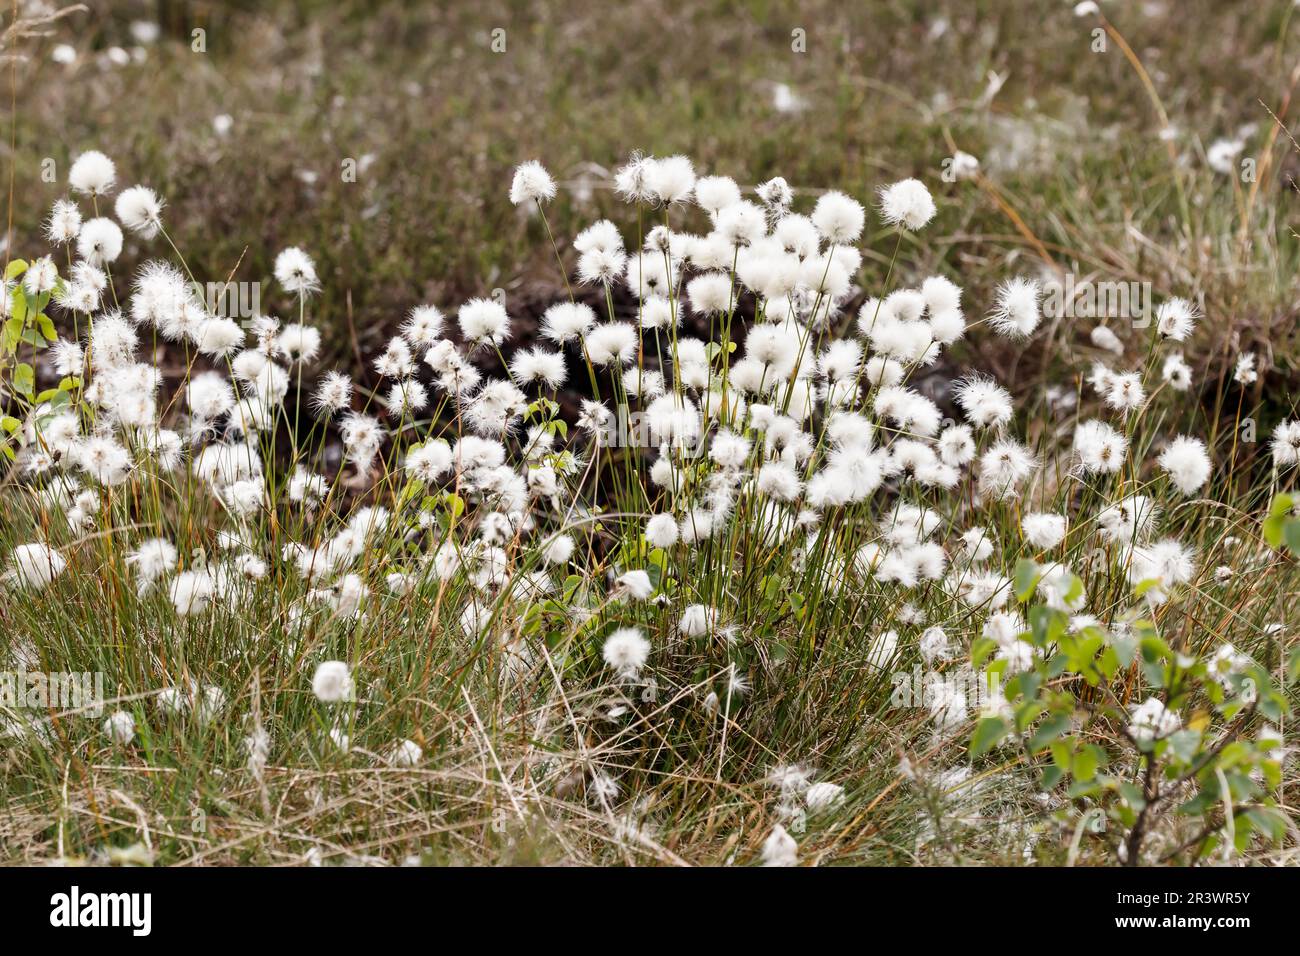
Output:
[{"xmin": 0, "ymin": 149, "xmax": 1294, "ymax": 867}]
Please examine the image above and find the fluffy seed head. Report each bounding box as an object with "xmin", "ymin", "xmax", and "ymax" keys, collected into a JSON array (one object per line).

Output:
[
  {"xmin": 694, "ymin": 175, "xmax": 741, "ymax": 215},
  {"xmin": 602, "ymin": 627, "xmax": 650, "ymax": 677},
  {"xmin": 1022, "ymin": 512, "xmax": 1068, "ymax": 549},
  {"xmin": 1158, "ymin": 435, "xmax": 1211, "ymax": 495},
  {"xmin": 988, "ymin": 278, "xmax": 1041, "ymax": 338},
  {"xmin": 1155, "ymin": 297, "xmax": 1197, "ymax": 341},
  {"xmin": 509, "ymin": 160, "xmax": 557, "ymax": 205},
  {"xmin": 274, "ymin": 247, "xmax": 320, "ymax": 295},
  {"xmin": 311, "ymin": 660, "xmax": 355, "ymax": 703},
  {"xmin": 76, "ymin": 217, "xmax": 123, "ymax": 266},
  {"xmin": 69, "ymin": 149, "xmax": 116, "ymax": 195},
  {"xmin": 458, "ymin": 297, "xmax": 511, "ymax": 346},
  {"xmin": 6, "ymin": 543, "xmax": 67, "ymax": 588},
  {"xmin": 114, "ymin": 185, "xmax": 164, "ymax": 238},
  {"xmin": 811, "ymin": 190, "xmax": 865, "ymax": 244},
  {"xmin": 878, "ymin": 178, "xmax": 936, "ymax": 230}
]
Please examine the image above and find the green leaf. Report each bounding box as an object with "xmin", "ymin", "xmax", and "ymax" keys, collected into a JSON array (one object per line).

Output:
[
  {"xmin": 0, "ymin": 415, "xmax": 19, "ymax": 434},
  {"xmin": 443, "ymin": 491, "xmax": 465, "ymax": 519},
  {"xmin": 1264, "ymin": 494, "xmax": 1294, "ymax": 548},
  {"xmin": 2, "ymin": 315, "xmax": 21, "ymax": 351},
  {"xmin": 1013, "ymin": 698, "xmax": 1045, "ymax": 733},
  {"xmin": 3, "ymin": 258, "xmax": 28, "ymax": 280},
  {"xmin": 969, "ymin": 636, "xmax": 998, "ymax": 669},
  {"xmin": 1069, "ymin": 748, "xmax": 1096, "ymax": 781},
  {"xmin": 970, "ymin": 716, "xmax": 1008, "ymax": 757},
  {"xmin": 1066, "ymin": 632, "xmax": 1105, "ymax": 676},
  {"xmin": 1112, "ymin": 634, "xmax": 1137, "ymax": 668},
  {"xmin": 1166, "ymin": 728, "xmax": 1202, "ymax": 764},
  {"xmin": 1067, "ymin": 778, "xmax": 1103, "ymax": 798},
  {"xmin": 35, "ymin": 312, "xmax": 57, "ymax": 344},
  {"xmin": 1013, "ymin": 558, "xmax": 1040, "ymax": 602},
  {"xmin": 1133, "ymin": 576, "xmax": 1163, "ymax": 597},
  {"xmin": 1097, "ymin": 645, "xmax": 1121, "ymax": 680},
  {"xmin": 1243, "ymin": 807, "xmax": 1286, "ymax": 843},
  {"xmin": 1139, "ymin": 634, "xmax": 1172, "ymax": 662},
  {"xmin": 1284, "ymin": 520, "xmax": 1300, "ymax": 557},
  {"xmin": 1028, "ymin": 711, "xmax": 1071, "ymax": 752},
  {"xmin": 12, "ymin": 362, "xmax": 34, "ymax": 398},
  {"xmin": 1049, "ymin": 740, "xmax": 1072, "ymax": 770},
  {"xmin": 1263, "ymin": 514, "xmax": 1286, "ymax": 549},
  {"xmin": 10, "ymin": 287, "xmax": 27, "ymax": 325},
  {"xmin": 1118, "ymin": 781, "xmax": 1147, "ymax": 811},
  {"xmin": 1028, "ymin": 605, "xmax": 1065, "ymax": 648},
  {"xmin": 1287, "ymin": 646, "xmax": 1300, "ymax": 685},
  {"xmin": 1007, "ymin": 670, "xmax": 1041, "ymax": 704},
  {"xmin": 1074, "ymin": 744, "xmax": 1107, "ymax": 781},
  {"xmin": 396, "ymin": 480, "xmax": 422, "ymax": 508}
]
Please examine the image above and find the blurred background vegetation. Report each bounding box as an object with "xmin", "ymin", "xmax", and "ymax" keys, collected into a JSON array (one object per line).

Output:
[{"xmin": 3, "ymin": 0, "xmax": 1298, "ymax": 410}]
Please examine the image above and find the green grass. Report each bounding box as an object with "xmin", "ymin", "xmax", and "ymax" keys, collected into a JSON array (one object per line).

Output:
[{"xmin": 0, "ymin": 0, "xmax": 1297, "ymax": 866}]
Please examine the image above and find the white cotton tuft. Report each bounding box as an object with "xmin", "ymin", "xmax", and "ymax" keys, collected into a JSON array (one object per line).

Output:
[
  {"xmin": 602, "ymin": 627, "xmax": 650, "ymax": 677},
  {"xmin": 509, "ymin": 160, "xmax": 557, "ymax": 205},
  {"xmin": 1073, "ymin": 419, "xmax": 1128, "ymax": 474},
  {"xmin": 1157, "ymin": 435, "xmax": 1211, "ymax": 495},
  {"xmin": 952, "ymin": 375, "xmax": 1013, "ymax": 429},
  {"xmin": 988, "ymin": 277, "xmax": 1041, "ymax": 338},
  {"xmin": 693, "ymin": 175, "xmax": 741, "ymax": 214},
  {"xmin": 678, "ymin": 604, "xmax": 717, "ymax": 637},
  {"xmin": 114, "ymin": 185, "xmax": 164, "ymax": 238},
  {"xmin": 69, "ymin": 149, "xmax": 116, "ymax": 195},
  {"xmin": 687, "ymin": 273, "xmax": 734, "ymax": 316},
  {"xmin": 1272, "ymin": 420, "xmax": 1300, "ymax": 468},
  {"xmin": 1090, "ymin": 325, "xmax": 1124, "ymax": 355},
  {"xmin": 543, "ymin": 534, "xmax": 575, "ymax": 566},
  {"xmin": 510, "ymin": 347, "xmax": 567, "ymax": 389},
  {"xmin": 5, "ymin": 543, "xmax": 67, "ymax": 588},
  {"xmin": 878, "ymin": 178, "xmax": 936, "ymax": 231},
  {"xmin": 811, "ymin": 190, "xmax": 865, "ymax": 245},
  {"xmin": 541, "ymin": 302, "xmax": 596, "ymax": 344},
  {"xmin": 103, "ymin": 710, "xmax": 136, "ymax": 746},
  {"xmin": 458, "ymin": 297, "xmax": 511, "ymax": 346},
  {"xmin": 761, "ymin": 824, "xmax": 798, "ymax": 866},
  {"xmin": 311, "ymin": 660, "xmax": 355, "ymax": 703},
  {"xmin": 646, "ymin": 154, "xmax": 696, "ymax": 204},
  {"xmin": 1155, "ymin": 297, "xmax": 1198, "ymax": 342},
  {"xmin": 76, "ymin": 217, "xmax": 123, "ymax": 266},
  {"xmin": 1022, "ymin": 512, "xmax": 1068, "ymax": 549},
  {"xmin": 274, "ymin": 247, "xmax": 320, "ymax": 295},
  {"xmin": 645, "ymin": 513, "xmax": 679, "ymax": 549},
  {"xmin": 389, "ymin": 739, "xmax": 423, "ymax": 766}
]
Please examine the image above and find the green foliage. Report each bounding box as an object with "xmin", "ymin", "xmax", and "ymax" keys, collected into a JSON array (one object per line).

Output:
[
  {"xmin": 1, "ymin": 259, "xmax": 79, "ymax": 461},
  {"xmin": 967, "ymin": 592, "xmax": 1294, "ymax": 864}
]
